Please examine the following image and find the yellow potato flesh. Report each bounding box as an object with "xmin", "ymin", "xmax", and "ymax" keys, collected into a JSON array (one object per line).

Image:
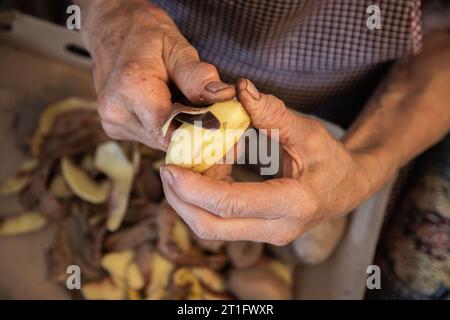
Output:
[
  {"xmin": 192, "ymin": 267, "xmax": 225, "ymax": 293},
  {"xmin": 173, "ymin": 267, "xmax": 203, "ymax": 299},
  {"xmin": 61, "ymin": 157, "xmax": 110, "ymax": 204},
  {"xmin": 146, "ymin": 253, "xmax": 174, "ymax": 300},
  {"xmin": 82, "ymin": 278, "xmax": 125, "ymax": 300},
  {"xmin": 0, "ymin": 159, "xmax": 39, "ymax": 196},
  {"xmin": 165, "ymin": 99, "xmax": 250, "ymax": 173},
  {"xmin": 94, "ymin": 141, "xmax": 134, "ymax": 231},
  {"xmin": 0, "ymin": 175, "xmax": 30, "ymax": 196},
  {"xmin": 172, "ymin": 219, "xmax": 191, "ymax": 254},
  {"xmin": 101, "ymin": 250, "xmax": 133, "ymax": 280},
  {"xmin": 49, "ymin": 174, "xmax": 73, "ymax": 199},
  {"xmin": 0, "ymin": 212, "xmax": 47, "ymax": 236}
]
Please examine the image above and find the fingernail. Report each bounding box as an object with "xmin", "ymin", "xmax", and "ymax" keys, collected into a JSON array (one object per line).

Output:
[
  {"xmin": 160, "ymin": 167, "xmax": 174, "ymax": 185},
  {"xmin": 237, "ymin": 78, "xmax": 247, "ymax": 91},
  {"xmin": 245, "ymin": 79, "xmax": 260, "ymax": 100},
  {"xmin": 205, "ymin": 81, "xmax": 233, "ymax": 93}
]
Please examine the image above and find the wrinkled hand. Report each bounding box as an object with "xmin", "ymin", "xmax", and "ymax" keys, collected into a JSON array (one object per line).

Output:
[
  {"xmin": 81, "ymin": 0, "xmax": 235, "ymax": 149},
  {"xmin": 160, "ymin": 79, "xmax": 374, "ymax": 245}
]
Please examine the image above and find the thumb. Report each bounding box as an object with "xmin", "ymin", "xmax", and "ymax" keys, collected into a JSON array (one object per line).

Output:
[
  {"xmin": 236, "ymin": 78, "xmax": 301, "ymax": 146},
  {"xmin": 163, "ymin": 37, "xmax": 235, "ymax": 105}
]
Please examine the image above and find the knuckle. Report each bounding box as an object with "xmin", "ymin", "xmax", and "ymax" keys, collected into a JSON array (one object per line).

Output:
[
  {"xmin": 101, "ymin": 121, "xmax": 122, "ymax": 140},
  {"xmin": 172, "ymin": 40, "xmax": 199, "ymax": 60},
  {"xmin": 214, "ymin": 192, "xmax": 247, "ymax": 218},
  {"xmin": 97, "ymin": 96, "xmax": 111, "ymax": 120},
  {"xmin": 198, "ymin": 62, "xmax": 218, "ymax": 77},
  {"xmin": 183, "ymin": 62, "xmax": 219, "ymax": 102},
  {"xmin": 181, "ymin": 88, "xmax": 198, "ymax": 102},
  {"xmin": 130, "ymin": 10, "xmax": 152, "ymax": 25},
  {"xmin": 98, "ymin": 99, "xmax": 127, "ymax": 125}
]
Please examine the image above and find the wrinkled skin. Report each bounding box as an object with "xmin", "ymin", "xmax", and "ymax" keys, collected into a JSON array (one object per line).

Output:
[
  {"xmin": 77, "ymin": 0, "xmax": 450, "ymax": 246},
  {"xmin": 160, "ymin": 79, "xmax": 372, "ymax": 245},
  {"xmin": 76, "ymin": 0, "xmax": 235, "ymax": 149}
]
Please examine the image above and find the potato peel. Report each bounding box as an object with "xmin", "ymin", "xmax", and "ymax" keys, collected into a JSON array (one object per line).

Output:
[
  {"xmin": 127, "ymin": 262, "xmax": 145, "ymax": 290},
  {"xmin": 18, "ymin": 159, "xmax": 40, "ymax": 172},
  {"xmin": 173, "ymin": 267, "xmax": 203, "ymax": 300},
  {"xmin": 94, "ymin": 141, "xmax": 134, "ymax": 231},
  {"xmin": 0, "ymin": 212, "xmax": 47, "ymax": 236},
  {"xmin": 192, "ymin": 267, "xmax": 225, "ymax": 293},
  {"xmin": 128, "ymin": 290, "xmax": 141, "ymax": 300},
  {"xmin": 146, "ymin": 253, "xmax": 174, "ymax": 300},
  {"xmin": 49, "ymin": 174, "xmax": 73, "ymax": 199},
  {"xmin": 172, "ymin": 219, "xmax": 192, "ymax": 254},
  {"xmin": 0, "ymin": 175, "xmax": 30, "ymax": 196},
  {"xmin": 4, "ymin": 98, "xmax": 299, "ymax": 300},
  {"xmin": 61, "ymin": 157, "xmax": 110, "ymax": 204},
  {"xmin": 101, "ymin": 250, "xmax": 133, "ymax": 289},
  {"xmin": 31, "ymin": 97, "xmax": 97, "ymax": 157},
  {"xmin": 82, "ymin": 278, "xmax": 125, "ymax": 300},
  {"xmin": 0, "ymin": 159, "xmax": 40, "ymax": 196},
  {"xmin": 162, "ymin": 103, "xmax": 213, "ymax": 137}
]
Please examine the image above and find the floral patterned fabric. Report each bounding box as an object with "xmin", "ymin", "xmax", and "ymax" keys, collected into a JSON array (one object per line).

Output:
[{"xmin": 369, "ymin": 135, "xmax": 450, "ymax": 300}]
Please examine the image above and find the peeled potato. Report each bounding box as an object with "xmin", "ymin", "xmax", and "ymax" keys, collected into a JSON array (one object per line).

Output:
[
  {"xmin": 165, "ymin": 99, "xmax": 250, "ymax": 173},
  {"xmin": 128, "ymin": 290, "xmax": 141, "ymax": 300},
  {"xmin": 61, "ymin": 157, "xmax": 110, "ymax": 204}
]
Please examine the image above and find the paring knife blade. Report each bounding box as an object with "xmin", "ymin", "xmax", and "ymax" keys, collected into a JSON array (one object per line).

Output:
[{"xmin": 175, "ymin": 111, "xmax": 221, "ymax": 130}]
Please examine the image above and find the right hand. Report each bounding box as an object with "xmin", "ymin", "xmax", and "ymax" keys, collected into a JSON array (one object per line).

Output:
[{"xmin": 79, "ymin": 0, "xmax": 235, "ymax": 149}]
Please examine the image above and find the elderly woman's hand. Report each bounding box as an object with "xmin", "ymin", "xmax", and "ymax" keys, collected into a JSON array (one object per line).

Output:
[
  {"xmin": 160, "ymin": 79, "xmax": 374, "ymax": 245},
  {"xmin": 77, "ymin": 0, "xmax": 235, "ymax": 150}
]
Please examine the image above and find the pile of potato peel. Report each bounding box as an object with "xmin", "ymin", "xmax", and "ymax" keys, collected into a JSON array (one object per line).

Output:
[{"xmin": 0, "ymin": 98, "xmax": 295, "ymax": 300}]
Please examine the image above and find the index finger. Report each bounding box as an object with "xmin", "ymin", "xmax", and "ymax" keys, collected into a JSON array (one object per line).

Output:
[{"xmin": 160, "ymin": 165, "xmax": 303, "ymax": 219}]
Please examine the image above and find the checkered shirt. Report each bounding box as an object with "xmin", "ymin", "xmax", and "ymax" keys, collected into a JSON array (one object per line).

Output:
[{"xmin": 152, "ymin": 0, "xmax": 422, "ymax": 126}]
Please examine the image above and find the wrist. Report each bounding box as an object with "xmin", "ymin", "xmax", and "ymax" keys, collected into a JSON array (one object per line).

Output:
[{"xmin": 349, "ymin": 147, "xmax": 398, "ymax": 198}]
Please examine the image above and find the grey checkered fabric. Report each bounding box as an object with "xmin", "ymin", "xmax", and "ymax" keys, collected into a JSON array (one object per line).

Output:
[{"xmin": 152, "ymin": 0, "xmax": 422, "ymax": 126}]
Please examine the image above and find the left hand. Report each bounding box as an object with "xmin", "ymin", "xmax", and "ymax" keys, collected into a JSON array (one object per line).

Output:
[{"xmin": 160, "ymin": 79, "xmax": 374, "ymax": 245}]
